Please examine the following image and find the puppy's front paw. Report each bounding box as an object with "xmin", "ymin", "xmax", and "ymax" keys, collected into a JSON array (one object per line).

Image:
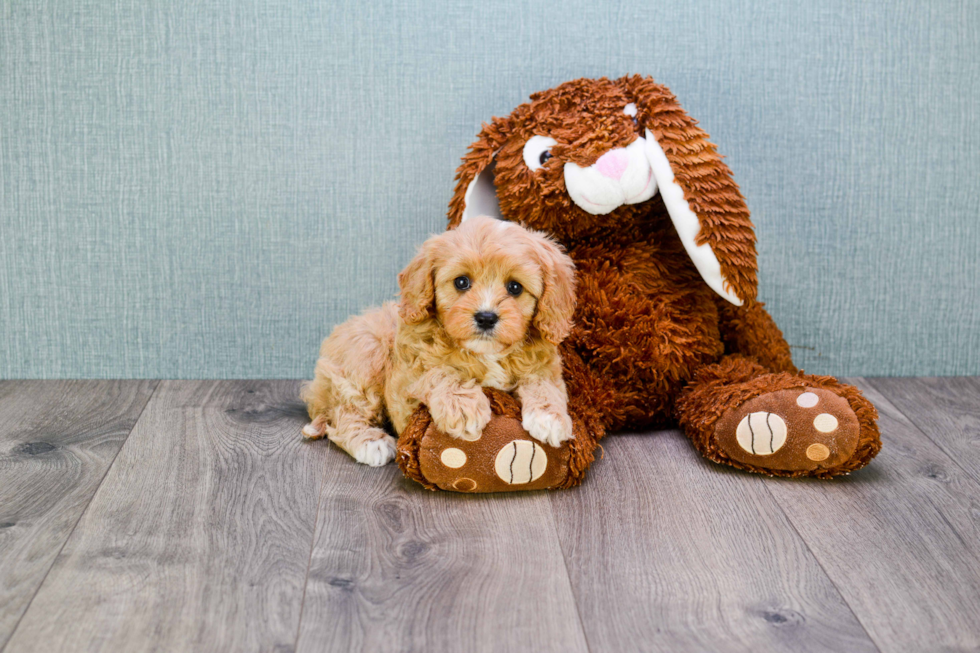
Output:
[
  {"xmin": 522, "ymin": 407, "xmax": 574, "ymax": 447},
  {"xmin": 352, "ymin": 435, "xmax": 397, "ymax": 467},
  {"xmin": 430, "ymin": 388, "xmax": 492, "ymax": 441}
]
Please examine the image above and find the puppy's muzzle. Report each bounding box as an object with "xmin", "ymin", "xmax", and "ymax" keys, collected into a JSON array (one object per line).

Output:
[{"xmin": 473, "ymin": 311, "xmax": 499, "ymax": 332}]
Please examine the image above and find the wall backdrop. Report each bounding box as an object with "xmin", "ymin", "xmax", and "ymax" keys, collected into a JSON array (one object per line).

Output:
[{"xmin": 2, "ymin": 0, "xmax": 978, "ymax": 379}]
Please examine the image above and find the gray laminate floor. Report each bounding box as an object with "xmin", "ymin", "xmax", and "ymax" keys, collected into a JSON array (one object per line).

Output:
[{"xmin": 1, "ymin": 378, "xmax": 978, "ymax": 652}]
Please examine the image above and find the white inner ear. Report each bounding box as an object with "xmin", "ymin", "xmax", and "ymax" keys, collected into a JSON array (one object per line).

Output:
[
  {"xmin": 643, "ymin": 129, "xmax": 743, "ymax": 306},
  {"xmin": 461, "ymin": 158, "xmax": 502, "ymax": 222}
]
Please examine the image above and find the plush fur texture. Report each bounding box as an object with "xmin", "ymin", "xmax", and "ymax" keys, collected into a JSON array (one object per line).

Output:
[
  {"xmin": 301, "ymin": 216, "xmax": 577, "ymax": 466},
  {"xmin": 399, "ymin": 75, "xmax": 881, "ymax": 486},
  {"xmin": 398, "ymin": 387, "xmax": 597, "ymax": 490},
  {"xmin": 676, "ymin": 355, "xmax": 881, "ymax": 478}
]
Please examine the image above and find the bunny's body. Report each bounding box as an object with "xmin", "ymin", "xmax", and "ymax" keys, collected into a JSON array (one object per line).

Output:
[
  {"xmin": 560, "ymin": 216, "xmax": 728, "ymax": 429},
  {"xmin": 399, "ymin": 76, "xmax": 881, "ymax": 490}
]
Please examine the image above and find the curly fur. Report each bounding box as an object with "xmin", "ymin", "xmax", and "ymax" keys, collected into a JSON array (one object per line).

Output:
[
  {"xmin": 301, "ymin": 216, "xmax": 577, "ymax": 464},
  {"xmin": 420, "ymin": 75, "xmax": 882, "ymax": 481}
]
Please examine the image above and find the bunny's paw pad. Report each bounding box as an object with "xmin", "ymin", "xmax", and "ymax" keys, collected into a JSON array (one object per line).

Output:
[
  {"xmin": 714, "ymin": 388, "xmax": 859, "ymax": 472},
  {"xmin": 417, "ymin": 414, "xmax": 570, "ymax": 492}
]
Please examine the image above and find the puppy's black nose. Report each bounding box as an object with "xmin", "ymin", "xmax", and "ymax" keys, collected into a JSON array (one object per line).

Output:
[{"xmin": 474, "ymin": 311, "xmax": 499, "ymax": 331}]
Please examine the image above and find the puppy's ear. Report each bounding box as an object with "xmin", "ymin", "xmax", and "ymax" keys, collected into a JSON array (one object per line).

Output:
[
  {"xmin": 398, "ymin": 240, "xmax": 437, "ymax": 324},
  {"xmin": 527, "ymin": 231, "xmax": 577, "ymax": 345},
  {"xmin": 618, "ymin": 75, "xmax": 758, "ymax": 305},
  {"xmin": 448, "ymin": 115, "xmax": 515, "ymax": 229}
]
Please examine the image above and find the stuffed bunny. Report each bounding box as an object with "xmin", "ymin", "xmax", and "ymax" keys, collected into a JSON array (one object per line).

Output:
[{"xmin": 398, "ymin": 76, "xmax": 881, "ymax": 492}]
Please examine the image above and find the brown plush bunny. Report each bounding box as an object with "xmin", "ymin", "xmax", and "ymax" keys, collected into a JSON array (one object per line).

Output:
[{"xmin": 398, "ymin": 75, "xmax": 881, "ymax": 492}]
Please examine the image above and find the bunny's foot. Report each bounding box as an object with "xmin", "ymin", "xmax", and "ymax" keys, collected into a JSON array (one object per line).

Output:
[
  {"xmin": 397, "ymin": 388, "xmax": 598, "ymax": 492},
  {"xmin": 678, "ymin": 355, "xmax": 881, "ymax": 478},
  {"xmin": 714, "ymin": 387, "xmax": 859, "ymax": 472}
]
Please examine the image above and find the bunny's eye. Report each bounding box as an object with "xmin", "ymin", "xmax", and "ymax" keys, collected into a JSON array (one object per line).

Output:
[
  {"xmin": 624, "ymin": 102, "xmax": 639, "ymax": 125},
  {"xmin": 523, "ymin": 135, "xmax": 558, "ymax": 172}
]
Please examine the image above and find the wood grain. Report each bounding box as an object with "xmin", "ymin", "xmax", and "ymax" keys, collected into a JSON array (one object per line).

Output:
[
  {"xmin": 866, "ymin": 376, "xmax": 980, "ymax": 484},
  {"xmin": 549, "ymin": 429, "xmax": 876, "ymax": 653},
  {"xmin": 5, "ymin": 378, "xmax": 980, "ymax": 651},
  {"xmin": 4, "ymin": 381, "xmax": 327, "ymax": 653},
  {"xmin": 764, "ymin": 378, "xmax": 980, "ymax": 652},
  {"xmin": 296, "ymin": 451, "xmax": 588, "ymax": 653},
  {"xmin": 0, "ymin": 380, "xmax": 156, "ymax": 649}
]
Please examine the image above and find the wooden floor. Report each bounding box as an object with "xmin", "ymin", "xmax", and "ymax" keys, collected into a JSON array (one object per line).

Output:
[{"xmin": 1, "ymin": 378, "xmax": 978, "ymax": 652}]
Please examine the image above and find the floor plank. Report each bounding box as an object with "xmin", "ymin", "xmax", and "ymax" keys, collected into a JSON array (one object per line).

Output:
[
  {"xmin": 866, "ymin": 376, "xmax": 980, "ymax": 485},
  {"xmin": 296, "ymin": 450, "xmax": 589, "ymax": 653},
  {"xmin": 763, "ymin": 378, "xmax": 980, "ymax": 652},
  {"xmin": 549, "ymin": 430, "xmax": 876, "ymax": 653},
  {"xmin": 0, "ymin": 380, "xmax": 156, "ymax": 649},
  {"xmin": 4, "ymin": 381, "xmax": 327, "ymax": 653},
  {"xmin": 5, "ymin": 377, "xmax": 978, "ymax": 651}
]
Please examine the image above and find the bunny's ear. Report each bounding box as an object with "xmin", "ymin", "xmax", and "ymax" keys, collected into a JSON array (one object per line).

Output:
[
  {"xmin": 621, "ymin": 76, "xmax": 758, "ymax": 305},
  {"xmin": 448, "ymin": 115, "xmax": 514, "ymax": 229}
]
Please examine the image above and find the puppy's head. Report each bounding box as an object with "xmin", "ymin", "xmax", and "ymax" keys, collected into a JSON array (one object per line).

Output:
[{"xmin": 399, "ymin": 216, "xmax": 575, "ymax": 353}]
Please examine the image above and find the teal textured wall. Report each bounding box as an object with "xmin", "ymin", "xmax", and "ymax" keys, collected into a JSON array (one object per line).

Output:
[{"xmin": 1, "ymin": 0, "xmax": 978, "ymax": 379}]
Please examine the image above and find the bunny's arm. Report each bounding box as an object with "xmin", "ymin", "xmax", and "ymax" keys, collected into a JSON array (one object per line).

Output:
[{"xmin": 715, "ymin": 298, "xmax": 798, "ymax": 374}]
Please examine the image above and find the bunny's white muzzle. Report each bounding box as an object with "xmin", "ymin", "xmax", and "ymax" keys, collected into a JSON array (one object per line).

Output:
[{"xmin": 563, "ymin": 139, "xmax": 658, "ymax": 215}]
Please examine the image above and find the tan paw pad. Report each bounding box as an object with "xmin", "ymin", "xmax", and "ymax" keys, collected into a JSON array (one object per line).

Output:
[{"xmin": 806, "ymin": 443, "xmax": 831, "ymax": 461}]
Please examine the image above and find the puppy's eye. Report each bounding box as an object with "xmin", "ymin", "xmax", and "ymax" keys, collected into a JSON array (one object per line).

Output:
[
  {"xmin": 523, "ymin": 135, "xmax": 558, "ymax": 172},
  {"xmin": 506, "ymin": 280, "xmax": 523, "ymax": 296},
  {"xmin": 453, "ymin": 276, "xmax": 471, "ymax": 291}
]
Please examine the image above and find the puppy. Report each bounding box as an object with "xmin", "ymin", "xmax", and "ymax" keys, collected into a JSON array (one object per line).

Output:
[{"xmin": 301, "ymin": 216, "xmax": 577, "ymax": 466}]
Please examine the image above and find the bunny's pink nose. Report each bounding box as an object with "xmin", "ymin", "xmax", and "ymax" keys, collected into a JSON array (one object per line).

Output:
[{"xmin": 595, "ymin": 149, "xmax": 629, "ymax": 180}]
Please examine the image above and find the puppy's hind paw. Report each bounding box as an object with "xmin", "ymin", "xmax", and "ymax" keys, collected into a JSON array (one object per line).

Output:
[
  {"xmin": 522, "ymin": 408, "xmax": 574, "ymax": 448},
  {"xmin": 353, "ymin": 435, "xmax": 398, "ymax": 467},
  {"xmin": 302, "ymin": 415, "xmax": 327, "ymax": 440}
]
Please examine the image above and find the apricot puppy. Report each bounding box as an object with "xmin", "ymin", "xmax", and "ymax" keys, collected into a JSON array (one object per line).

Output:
[{"xmin": 301, "ymin": 216, "xmax": 577, "ymax": 466}]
